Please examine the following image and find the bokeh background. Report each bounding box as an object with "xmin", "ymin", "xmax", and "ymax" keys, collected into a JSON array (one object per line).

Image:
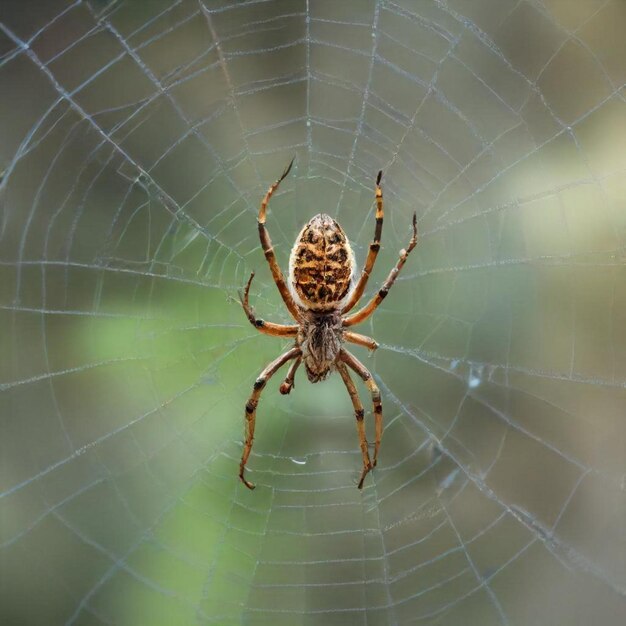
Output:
[{"xmin": 1, "ymin": 1, "xmax": 625, "ymax": 624}]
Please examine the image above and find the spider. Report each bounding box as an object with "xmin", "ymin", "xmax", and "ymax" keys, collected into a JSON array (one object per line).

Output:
[{"xmin": 239, "ymin": 159, "xmax": 418, "ymax": 490}]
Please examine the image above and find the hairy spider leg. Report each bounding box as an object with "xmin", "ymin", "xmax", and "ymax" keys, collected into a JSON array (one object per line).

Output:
[
  {"xmin": 341, "ymin": 169, "xmax": 385, "ymax": 314},
  {"xmin": 343, "ymin": 212, "xmax": 418, "ymax": 328},
  {"xmin": 279, "ymin": 357, "xmax": 301, "ymax": 395},
  {"xmin": 340, "ymin": 349, "xmax": 383, "ymax": 468},
  {"xmin": 240, "ymin": 272, "xmax": 298, "ymax": 337},
  {"xmin": 337, "ymin": 362, "xmax": 373, "ymax": 489},
  {"xmin": 343, "ymin": 330, "xmax": 378, "ymax": 351},
  {"xmin": 258, "ymin": 157, "xmax": 300, "ymax": 321},
  {"xmin": 240, "ymin": 347, "xmax": 302, "ymax": 489}
]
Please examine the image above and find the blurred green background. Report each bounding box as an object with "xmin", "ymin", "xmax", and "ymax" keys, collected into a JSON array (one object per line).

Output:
[{"xmin": 1, "ymin": 1, "xmax": 625, "ymax": 624}]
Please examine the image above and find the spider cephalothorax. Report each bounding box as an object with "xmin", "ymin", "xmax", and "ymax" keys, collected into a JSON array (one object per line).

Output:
[
  {"xmin": 297, "ymin": 309, "xmax": 343, "ymax": 382},
  {"xmin": 239, "ymin": 160, "xmax": 418, "ymax": 490}
]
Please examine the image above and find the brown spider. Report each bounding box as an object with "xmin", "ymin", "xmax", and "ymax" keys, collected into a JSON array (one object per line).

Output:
[{"xmin": 239, "ymin": 159, "xmax": 418, "ymax": 490}]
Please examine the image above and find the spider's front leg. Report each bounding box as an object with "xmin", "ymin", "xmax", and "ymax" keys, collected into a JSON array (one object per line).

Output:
[
  {"xmin": 240, "ymin": 347, "xmax": 301, "ymax": 489},
  {"xmin": 337, "ymin": 362, "xmax": 373, "ymax": 489},
  {"xmin": 279, "ymin": 357, "xmax": 301, "ymax": 395},
  {"xmin": 340, "ymin": 349, "xmax": 383, "ymax": 470},
  {"xmin": 239, "ymin": 272, "xmax": 298, "ymax": 337}
]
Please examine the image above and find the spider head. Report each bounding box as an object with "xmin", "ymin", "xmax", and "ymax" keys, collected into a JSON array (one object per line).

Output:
[{"xmin": 288, "ymin": 214, "xmax": 355, "ymax": 311}]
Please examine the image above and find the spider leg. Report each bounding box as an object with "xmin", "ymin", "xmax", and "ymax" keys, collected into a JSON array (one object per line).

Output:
[
  {"xmin": 258, "ymin": 158, "xmax": 300, "ymax": 321},
  {"xmin": 342, "ymin": 212, "xmax": 418, "ymax": 328},
  {"xmin": 336, "ymin": 362, "xmax": 373, "ymax": 489},
  {"xmin": 342, "ymin": 170, "xmax": 385, "ymax": 314},
  {"xmin": 340, "ymin": 349, "xmax": 383, "ymax": 468},
  {"xmin": 240, "ymin": 346, "xmax": 301, "ymax": 490},
  {"xmin": 279, "ymin": 357, "xmax": 301, "ymax": 395},
  {"xmin": 239, "ymin": 272, "xmax": 298, "ymax": 337},
  {"xmin": 343, "ymin": 330, "xmax": 378, "ymax": 351}
]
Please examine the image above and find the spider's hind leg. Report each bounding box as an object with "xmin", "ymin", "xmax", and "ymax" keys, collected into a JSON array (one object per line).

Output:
[
  {"xmin": 341, "ymin": 170, "xmax": 385, "ymax": 315},
  {"xmin": 239, "ymin": 272, "xmax": 298, "ymax": 338},
  {"xmin": 257, "ymin": 159, "xmax": 300, "ymax": 320},
  {"xmin": 342, "ymin": 212, "xmax": 418, "ymax": 328}
]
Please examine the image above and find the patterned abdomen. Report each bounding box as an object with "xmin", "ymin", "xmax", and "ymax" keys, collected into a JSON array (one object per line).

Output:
[{"xmin": 289, "ymin": 213, "xmax": 355, "ymax": 310}]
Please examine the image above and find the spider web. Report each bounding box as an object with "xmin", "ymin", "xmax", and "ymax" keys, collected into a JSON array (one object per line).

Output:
[{"xmin": 1, "ymin": 0, "xmax": 625, "ymax": 624}]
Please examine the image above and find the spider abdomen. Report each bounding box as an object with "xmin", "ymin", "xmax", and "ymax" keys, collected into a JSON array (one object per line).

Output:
[{"xmin": 288, "ymin": 214, "xmax": 355, "ymax": 311}]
